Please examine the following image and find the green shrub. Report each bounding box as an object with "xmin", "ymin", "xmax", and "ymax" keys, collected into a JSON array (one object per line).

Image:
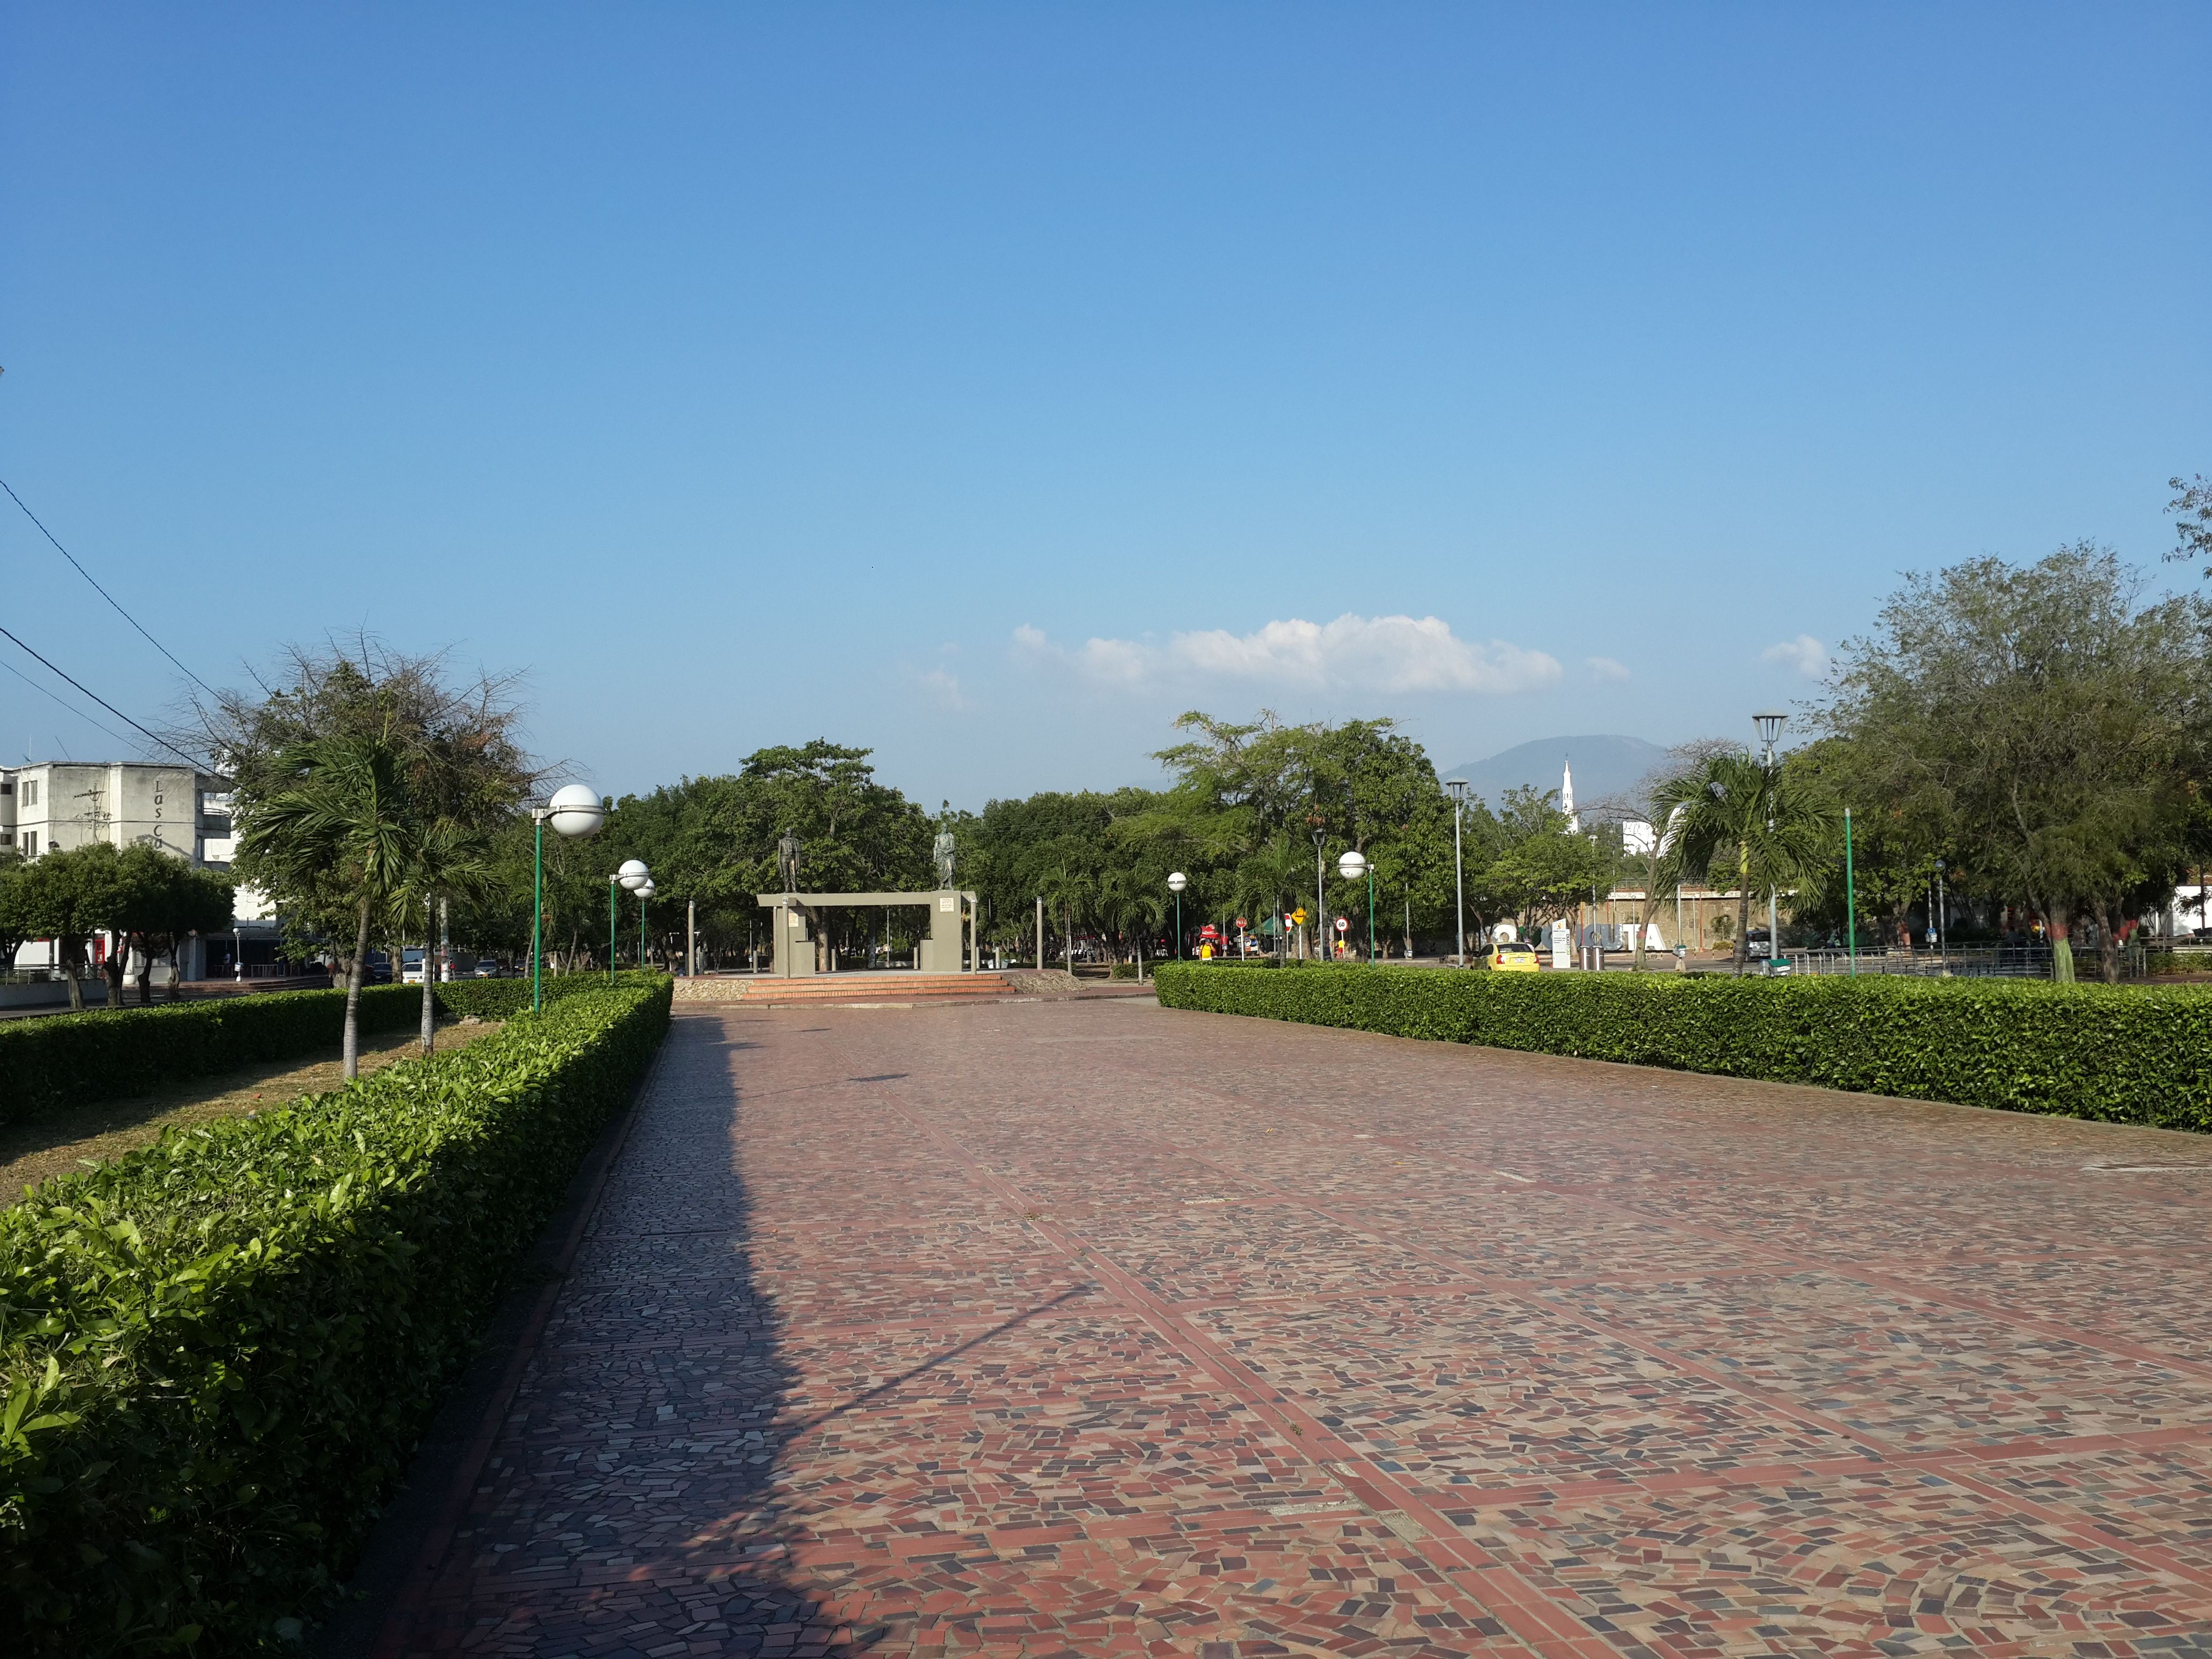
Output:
[
  {"xmin": 1151, "ymin": 961, "xmax": 2212, "ymax": 1132},
  {"xmin": 0, "ymin": 977, "xmax": 672, "ymax": 1654},
  {"xmin": 0, "ymin": 972, "xmax": 655, "ymax": 1126}
]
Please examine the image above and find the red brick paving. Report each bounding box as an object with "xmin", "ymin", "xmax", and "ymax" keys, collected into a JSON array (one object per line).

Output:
[{"xmin": 384, "ymin": 998, "xmax": 2212, "ymax": 1657}]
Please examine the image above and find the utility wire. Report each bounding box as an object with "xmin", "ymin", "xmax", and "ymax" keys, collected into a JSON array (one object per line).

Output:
[
  {"xmin": 0, "ymin": 476, "xmax": 221, "ymax": 698},
  {"xmin": 0, "ymin": 625, "xmax": 207, "ymax": 769},
  {"xmin": 0, "ymin": 653, "xmax": 139, "ymax": 752}
]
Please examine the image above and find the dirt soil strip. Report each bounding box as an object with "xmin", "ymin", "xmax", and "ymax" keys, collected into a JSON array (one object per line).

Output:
[{"xmin": 0, "ymin": 1020, "xmax": 505, "ymax": 1207}]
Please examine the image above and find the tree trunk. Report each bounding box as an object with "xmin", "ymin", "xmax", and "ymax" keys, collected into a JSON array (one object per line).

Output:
[
  {"xmin": 420, "ymin": 892, "xmax": 438, "ymax": 1056},
  {"xmin": 1733, "ymin": 843, "xmax": 1752, "ymax": 976},
  {"xmin": 343, "ymin": 896, "xmax": 371, "ymax": 1081},
  {"xmin": 2049, "ymin": 901, "xmax": 2075, "ymax": 984},
  {"xmin": 2095, "ymin": 902, "xmax": 2122, "ymax": 984},
  {"xmin": 63, "ymin": 940, "xmax": 84, "ymax": 1011},
  {"xmin": 103, "ymin": 943, "xmax": 125, "ymax": 1007}
]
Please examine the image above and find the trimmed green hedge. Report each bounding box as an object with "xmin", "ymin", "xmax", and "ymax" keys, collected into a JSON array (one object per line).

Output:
[
  {"xmin": 1151, "ymin": 961, "xmax": 2212, "ymax": 1132},
  {"xmin": 1, "ymin": 973, "xmax": 657, "ymax": 1125},
  {"xmin": 0, "ymin": 977, "xmax": 672, "ymax": 1654}
]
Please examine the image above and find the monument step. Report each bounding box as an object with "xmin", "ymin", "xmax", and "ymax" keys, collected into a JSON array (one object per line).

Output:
[{"xmin": 677, "ymin": 972, "xmax": 1015, "ymax": 1005}]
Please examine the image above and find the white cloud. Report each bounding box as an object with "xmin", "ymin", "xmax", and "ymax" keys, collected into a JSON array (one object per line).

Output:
[
  {"xmin": 916, "ymin": 667, "xmax": 969, "ymax": 710},
  {"xmin": 1585, "ymin": 655, "xmax": 1631, "ymax": 682},
  {"xmin": 1013, "ymin": 614, "xmax": 1560, "ymax": 695},
  {"xmin": 1761, "ymin": 634, "xmax": 1829, "ymax": 680}
]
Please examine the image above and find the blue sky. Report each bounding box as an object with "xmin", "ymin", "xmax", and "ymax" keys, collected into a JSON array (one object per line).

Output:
[{"xmin": 4, "ymin": 4, "xmax": 2207, "ymax": 805}]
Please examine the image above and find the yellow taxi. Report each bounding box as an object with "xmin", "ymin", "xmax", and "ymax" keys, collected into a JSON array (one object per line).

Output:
[{"xmin": 1488, "ymin": 939, "xmax": 1541, "ymax": 972}]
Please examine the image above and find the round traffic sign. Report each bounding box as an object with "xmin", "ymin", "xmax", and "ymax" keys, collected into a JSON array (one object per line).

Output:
[{"xmin": 1334, "ymin": 917, "xmax": 1349, "ymax": 933}]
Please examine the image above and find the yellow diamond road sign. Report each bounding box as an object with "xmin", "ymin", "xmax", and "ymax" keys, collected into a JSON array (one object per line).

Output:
[{"xmin": 1290, "ymin": 907, "xmax": 1307, "ymax": 924}]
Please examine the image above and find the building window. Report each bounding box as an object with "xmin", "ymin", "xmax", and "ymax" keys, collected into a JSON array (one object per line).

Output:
[
  {"xmin": 0, "ymin": 779, "xmax": 12, "ymax": 795},
  {"xmin": 20, "ymin": 780, "xmax": 36, "ymax": 808}
]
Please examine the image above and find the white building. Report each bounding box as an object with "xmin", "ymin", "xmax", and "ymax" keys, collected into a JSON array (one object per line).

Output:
[{"xmin": 1, "ymin": 760, "xmax": 280, "ymax": 981}]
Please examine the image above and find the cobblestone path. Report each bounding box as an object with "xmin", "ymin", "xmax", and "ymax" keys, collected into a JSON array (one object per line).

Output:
[{"xmin": 387, "ymin": 997, "xmax": 2212, "ymax": 1658}]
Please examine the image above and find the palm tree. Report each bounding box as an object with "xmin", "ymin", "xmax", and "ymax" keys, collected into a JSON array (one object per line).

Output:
[
  {"xmin": 1036, "ymin": 858, "xmax": 1094, "ymax": 974},
  {"xmin": 1653, "ymin": 751, "xmax": 1836, "ymax": 975},
  {"xmin": 396, "ymin": 820, "xmax": 496, "ymax": 1056},
  {"xmin": 242, "ymin": 727, "xmax": 420, "ymax": 1078}
]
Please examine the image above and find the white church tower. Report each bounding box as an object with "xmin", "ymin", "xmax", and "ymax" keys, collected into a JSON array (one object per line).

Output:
[{"xmin": 1561, "ymin": 757, "xmax": 1578, "ymax": 833}]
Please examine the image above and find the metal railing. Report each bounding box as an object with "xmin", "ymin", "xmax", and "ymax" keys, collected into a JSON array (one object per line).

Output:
[{"xmin": 1780, "ymin": 943, "xmax": 2153, "ymax": 981}]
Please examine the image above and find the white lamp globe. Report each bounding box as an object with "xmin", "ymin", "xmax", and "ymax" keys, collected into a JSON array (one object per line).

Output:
[
  {"xmin": 617, "ymin": 858, "xmax": 649, "ymax": 891},
  {"xmin": 1167, "ymin": 871, "xmax": 1188, "ymax": 893},
  {"xmin": 638, "ymin": 879, "xmax": 656, "ymax": 899},
  {"xmin": 1337, "ymin": 849, "xmax": 1368, "ymax": 881},
  {"xmin": 547, "ymin": 783, "xmax": 606, "ymax": 838}
]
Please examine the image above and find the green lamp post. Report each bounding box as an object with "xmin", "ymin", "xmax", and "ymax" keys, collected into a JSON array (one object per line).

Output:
[
  {"xmin": 637, "ymin": 876, "xmax": 655, "ymax": 969},
  {"xmin": 534, "ymin": 784, "xmax": 606, "ymax": 1013},
  {"xmin": 616, "ymin": 860, "xmax": 650, "ymax": 976},
  {"xmin": 1168, "ymin": 870, "xmax": 1187, "ymax": 959}
]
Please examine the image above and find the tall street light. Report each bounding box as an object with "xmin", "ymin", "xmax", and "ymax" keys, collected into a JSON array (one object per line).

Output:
[
  {"xmin": 1445, "ymin": 779, "xmax": 1468, "ymax": 966},
  {"xmin": 1167, "ymin": 871, "xmax": 1187, "ymax": 959},
  {"xmin": 1754, "ymin": 712, "xmax": 1786, "ymax": 973},
  {"xmin": 535, "ymin": 784, "xmax": 606, "ymax": 1012},
  {"xmin": 1338, "ymin": 848, "xmax": 1374, "ymax": 963},
  {"xmin": 638, "ymin": 876, "xmax": 655, "ymax": 969}
]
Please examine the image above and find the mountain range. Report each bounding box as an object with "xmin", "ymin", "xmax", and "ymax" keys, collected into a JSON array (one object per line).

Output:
[{"xmin": 1443, "ymin": 735, "xmax": 1670, "ymax": 811}]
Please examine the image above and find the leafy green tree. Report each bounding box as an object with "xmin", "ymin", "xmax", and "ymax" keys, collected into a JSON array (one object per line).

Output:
[
  {"xmin": 112, "ymin": 847, "xmax": 234, "ymax": 1004},
  {"xmin": 10, "ymin": 847, "xmax": 106, "ymax": 1009},
  {"xmin": 0, "ymin": 849, "xmax": 29, "ymax": 975},
  {"xmin": 1150, "ymin": 709, "xmax": 1458, "ymax": 948},
  {"xmin": 1821, "ymin": 545, "xmax": 2211, "ymax": 982},
  {"xmin": 1474, "ymin": 787, "xmax": 1610, "ymax": 940}
]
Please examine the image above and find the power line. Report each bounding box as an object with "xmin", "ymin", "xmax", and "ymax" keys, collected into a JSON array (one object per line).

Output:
[
  {"xmin": 0, "ymin": 653, "xmax": 141, "ymax": 752},
  {"xmin": 0, "ymin": 475, "xmax": 220, "ymax": 698},
  {"xmin": 0, "ymin": 625, "xmax": 207, "ymax": 769}
]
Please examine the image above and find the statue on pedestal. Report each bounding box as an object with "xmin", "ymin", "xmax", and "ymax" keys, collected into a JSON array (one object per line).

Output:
[
  {"xmin": 933, "ymin": 811, "xmax": 956, "ymax": 890},
  {"xmin": 777, "ymin": 831, "xmax": 802, "ymax": 894}
]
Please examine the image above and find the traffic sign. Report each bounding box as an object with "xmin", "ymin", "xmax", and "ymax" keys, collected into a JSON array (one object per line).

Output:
[
  {"xmin": 1334, "ymin": 917, "xmax": 1349, "ymax": 933},
  {"xmin": 1290, "ymin": 907, "xmax": 1307, "ymax": 924}
]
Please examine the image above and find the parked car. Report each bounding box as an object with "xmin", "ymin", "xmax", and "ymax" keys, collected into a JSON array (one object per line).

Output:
[
  {"xmin": 1489, "ymin": 940, "xmax": 1541, "ymax": 972},
  {"xmin": 1745, "ymin": 927, "xmax": 1773, "ymax": 960}
]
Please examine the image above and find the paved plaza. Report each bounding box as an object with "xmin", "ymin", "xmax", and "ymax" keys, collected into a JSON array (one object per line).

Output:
[{"xmin": 386, "ymin": 996, "xmax": 2212, "ymax": 1657}]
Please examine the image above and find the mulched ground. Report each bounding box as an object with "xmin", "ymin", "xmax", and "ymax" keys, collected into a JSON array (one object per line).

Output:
[{"xmin": 1, "ymin": 1019, "xmax": 503, "ymax": 1206}]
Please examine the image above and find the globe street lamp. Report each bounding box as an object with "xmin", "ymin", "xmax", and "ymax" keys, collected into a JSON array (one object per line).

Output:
[
  {"xmin": 1445, "ymin": 779, "xmax": 1469, "ymax": 966},
  {"xmin": 1167, "ymin": 871, "xmax": 1187, "ymax": 959},
  {"xmin": 637, "ymin": 876, "xmax": 655, "ymax": 969},
  {"xmin": 535, "ymin": 784, "xmax": 606, "ymax": 1012},
  {"xmin": 1337, "ymin": 848, "xmax": 1374, "ymax": 963}
]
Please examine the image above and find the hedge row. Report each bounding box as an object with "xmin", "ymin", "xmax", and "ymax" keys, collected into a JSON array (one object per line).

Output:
[
  {"xmin": 0, "ymin": 976, "xmax": 671, "ymax": 1654},
  {"xmin": 1, "ymin": 972, "xmax": 657, "ymax": 1125},
  {"xmin": 1150, "ymin": 962, "xmax": 2212, "ymax": 1132}
]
